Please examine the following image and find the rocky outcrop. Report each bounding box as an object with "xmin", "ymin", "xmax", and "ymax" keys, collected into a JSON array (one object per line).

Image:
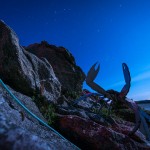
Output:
[
  {"xmin": 56, "ymin": 115, "xmax": 150, "ymax": 150},
  {"xmin": 0, "ymin": 20, "xmax": 61, "ymax": 103},
  {"xmin": 54, "ymin": 94, "xmax": 150, "ymax": 150},
  {"xmin": 0, "ymin": 84, "xmax": 77, "ymax": 150},
  {"xmin": 25, "ymin": 41, "xmax": 85, "ymax": 97},
  {"xmin": 1, "ymin": 20, "xmax": 150, "ymax": 150}
]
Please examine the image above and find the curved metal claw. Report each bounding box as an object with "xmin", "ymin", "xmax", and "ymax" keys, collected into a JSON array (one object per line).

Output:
[
  {"xmin": 127, "ymin": 100, "xmax": 141, "ymax": 136},
  {"xmin": 122, "ymin": 63, "xmax": 131, "ymax": 84},
  {"xmin": 139, "ymin": 109, "xmax": 150, "ymax": 141},
  {"xmin": 127, "ymin": 101, "xmax": 150, "ymax": 140},
  {"xmin": 86, "ymin": 62, "xmax": 112, "ymax": 99},
  {"xmin": 86, "ymin": 62, "xmax": 100, "ymax": 83},
  {"xmin": 119, "ymin": 63, "xmax": 131, "ymax": 98}
]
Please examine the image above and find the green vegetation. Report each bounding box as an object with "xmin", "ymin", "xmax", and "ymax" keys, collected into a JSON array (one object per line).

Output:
[
  {"xmin": 41, "ymin": 104, "xmax": 56, "ymax": 125},
  {"xmin": 32, "ymin": 90, "xmax": 57, "ymax": 126},
  {"xmin": 64, "ymin": 90, "xmax": 80, "ymax": 99},
  {"xmin": 90, "ymin": 100, "xmax": 135, "ymax": 122},
  {"xmin": 91, "ymin": 106, "xmax": 111, "ymax": 117}
]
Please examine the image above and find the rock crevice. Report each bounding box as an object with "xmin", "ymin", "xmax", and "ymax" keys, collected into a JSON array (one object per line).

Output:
[{"xmin": 0, "ymin": 20, "xmax": 61, "ymax": 103}]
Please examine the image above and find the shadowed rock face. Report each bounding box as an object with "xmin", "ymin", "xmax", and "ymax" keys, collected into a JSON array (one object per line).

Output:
[
  {"xmin": 25, "ymin": 41, "xmax": 85, "ymax": 97},
  {"xmin": 56, "ymin": 114, "xmax": 150, "ymax": 150},
  {"xmin": 0, "ymin": 85, "xmax": 77, "ymax": 150},
  {"xmin": 0, "ymin": 20, "xmax": 61, "ymax": 103},
  {"xmin": 55, "ymin": 94, "xmax": 150, "ymax": 150}
]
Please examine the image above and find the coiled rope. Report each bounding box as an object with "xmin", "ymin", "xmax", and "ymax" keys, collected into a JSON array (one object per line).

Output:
[{"xmin": 0, "ymin": 79, "xmax": 80, "ymax": 150}]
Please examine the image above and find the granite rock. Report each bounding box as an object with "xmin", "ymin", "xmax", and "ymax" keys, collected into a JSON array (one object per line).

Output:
[
  {"xmin": 0, "ymin": 84, "xmax": 77, "ymax": 150},
  {"xmin": 25, "ymin": 41, "xmax": 85, "ymax": 98},
  {"xmin": 0, "ymin": 20, "xmax": 61, "ymax": 103}
]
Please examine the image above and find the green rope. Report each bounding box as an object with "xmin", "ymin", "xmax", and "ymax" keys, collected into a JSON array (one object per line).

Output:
[{"xmin": 0, "ymin": 79, "xmax": 80, "ymax": 150}]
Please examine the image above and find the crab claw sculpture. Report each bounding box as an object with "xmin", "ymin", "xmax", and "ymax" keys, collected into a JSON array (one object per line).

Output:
[
  {"xmin": 86, "ymin": 63, "xmax": 130, "ymax": 99},
  {"xmin": 75, "ymin": 62, "xmax": 150, "ymax": 140}
]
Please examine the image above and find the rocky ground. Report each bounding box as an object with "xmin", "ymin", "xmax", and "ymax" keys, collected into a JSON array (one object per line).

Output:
[
  {"xmin": 0, "ymin": 85, "xmax": 77, "ymax": 150},
  {"xmin": 0, "ymin": 20, "xmax": 150, "ymax": 150}
]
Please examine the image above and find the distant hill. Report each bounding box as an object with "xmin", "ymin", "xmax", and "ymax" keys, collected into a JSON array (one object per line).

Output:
[
  {"xmin": 135, "ymin": 100, "xmax": 150, "ymax": 104},
  {"xmin": 135, "ymin": 100, "xmax": 150, "ymax": 112}
]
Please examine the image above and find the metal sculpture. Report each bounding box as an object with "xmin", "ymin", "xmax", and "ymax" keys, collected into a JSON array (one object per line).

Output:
[{"xmin": 74, "ymin": 62, "xmax": 150, "ymax": 140}]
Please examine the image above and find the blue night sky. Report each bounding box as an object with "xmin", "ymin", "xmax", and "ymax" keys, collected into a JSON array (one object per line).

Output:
[{"xmin": 0, "ymin": 0, "xmax": 150, "ymax": 100}]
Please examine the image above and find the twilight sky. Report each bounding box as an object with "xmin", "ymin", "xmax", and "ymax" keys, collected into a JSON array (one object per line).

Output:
[{"xmin": 0, "ymin": 0, "xmax": 150, "ymax": 100}]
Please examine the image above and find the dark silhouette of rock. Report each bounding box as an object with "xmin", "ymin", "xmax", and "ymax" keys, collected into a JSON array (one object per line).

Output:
[
  {"xmin": 25, "ymin": 41, "xmax": 85, "ymax": 97},
  {"xmin": 0, "ymin": 20, "xmax": 61, "ymax": 103}
]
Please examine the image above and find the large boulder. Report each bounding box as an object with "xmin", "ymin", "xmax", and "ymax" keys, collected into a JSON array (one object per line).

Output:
[
  {"xmin": 0, "ymin": 84, "xmax": 77, "ymax": 150},
  {"xmin": 56, "ymin": 115, "xmax": 150, "ymax": 150},
  {"xmin": 25, "ymin": 41, "xmax": 85, "ymax": 97},
  {"xmin": 0, "ymin": 20, "xmax": 61, "ymax": 103},
  {"xmin": 55, "ymin": 94, "xmax": 150, "ymax": 150}
]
